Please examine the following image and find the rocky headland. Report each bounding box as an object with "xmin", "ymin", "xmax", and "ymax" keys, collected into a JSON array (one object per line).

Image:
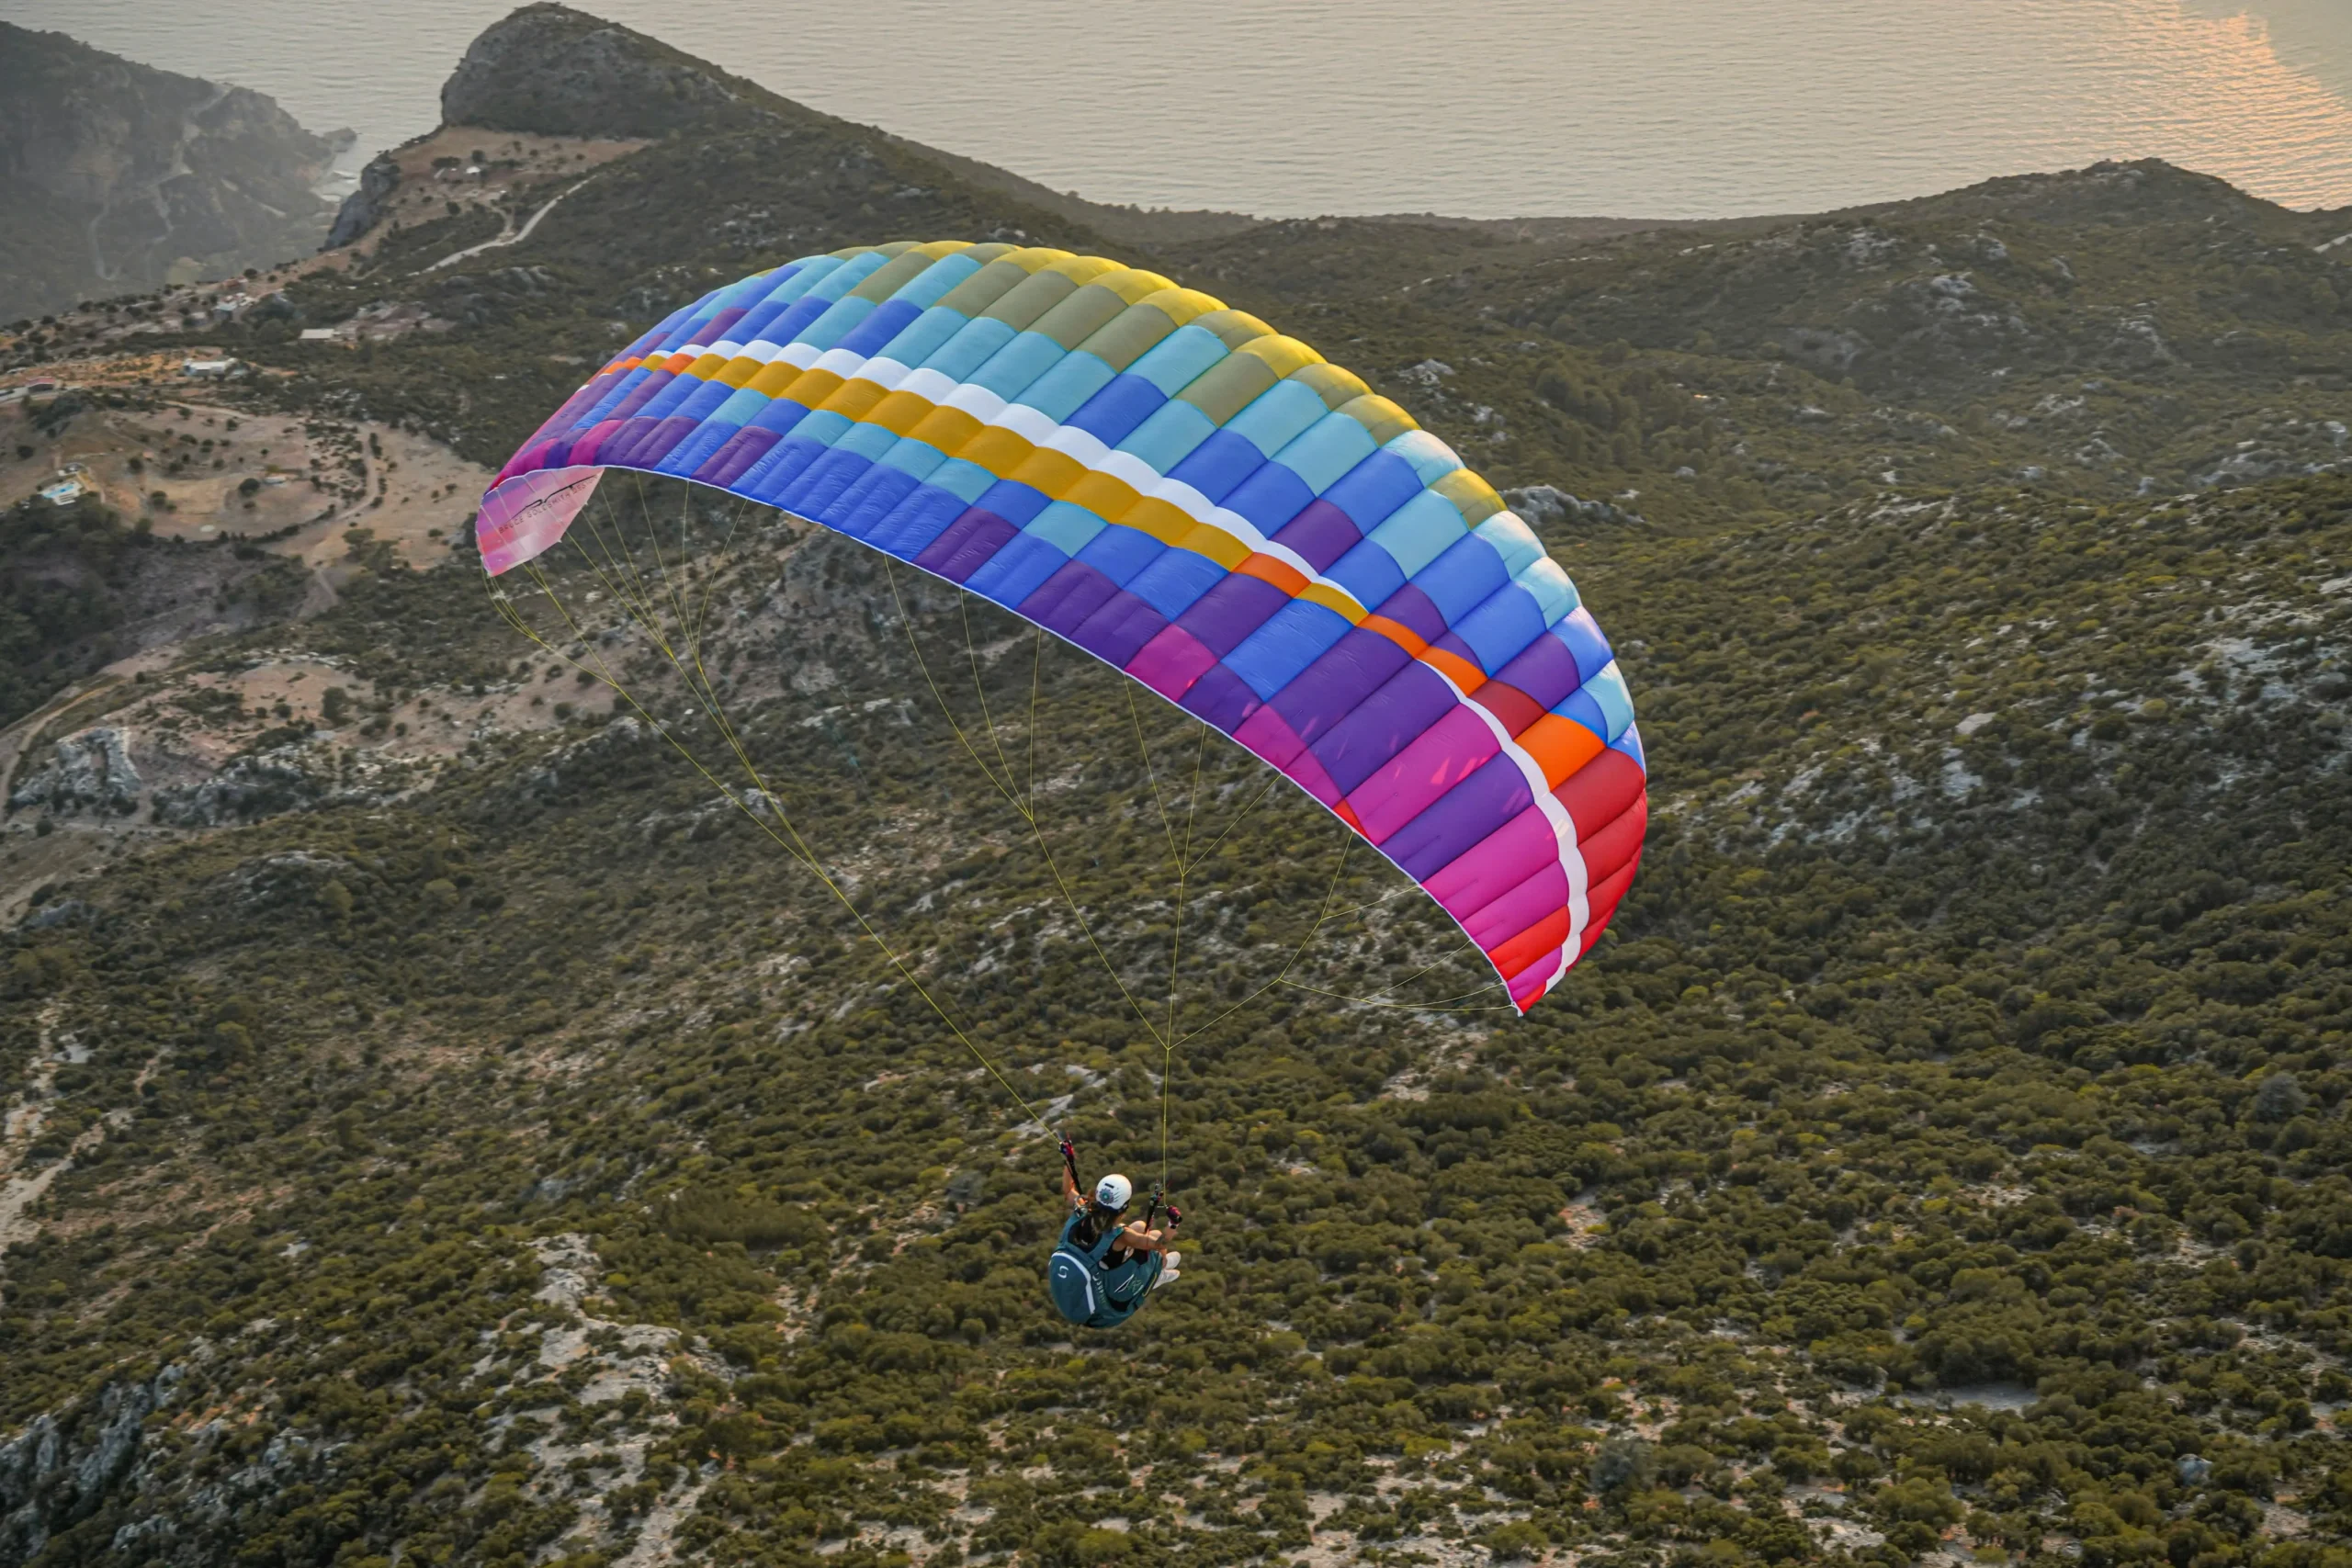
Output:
[{"xmin": 0, "ymin": 24, "xmax": 347, "ymax": 321}]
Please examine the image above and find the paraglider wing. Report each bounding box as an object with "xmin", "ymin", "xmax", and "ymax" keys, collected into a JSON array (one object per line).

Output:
[
  {"xmin": 482, "ymin": 241, "xmax": 1646, "ymax": 1010},
  {"xmin": 478, "ymin": 465, "xmax": 604, "ymax": 574}
]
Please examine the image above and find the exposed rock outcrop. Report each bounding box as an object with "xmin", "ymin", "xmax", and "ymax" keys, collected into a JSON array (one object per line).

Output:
[
  {"xmin": 146, "ymin": 739, "xmax": 434, "ymax": 829},
  {"xmin": 323, "ymin": 152, "xmax": 401, "ymax": 248},
  {"xmin": 0, "ymin": 1369, "xmax": 180, "ymax": 1561},
  {"xmin": 7, "ymin": 728, "xmax": 141, "ymax": 815},
  {"xmin": 151, "ymin": 754, "xmax": 323, "ymax": 828},
  {"xmin": 1505, "ymin": 484, "xmax": 1645, "ymax": 530},
  {"xmin": 439, "ymin": 4, "xmax": 767, "ymax": 140}
]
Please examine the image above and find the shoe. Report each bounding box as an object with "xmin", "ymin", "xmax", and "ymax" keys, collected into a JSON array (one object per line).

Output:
[{"xmin": 1153, "ymin": 1252, "xmax": 1181, "ymax": 1290}]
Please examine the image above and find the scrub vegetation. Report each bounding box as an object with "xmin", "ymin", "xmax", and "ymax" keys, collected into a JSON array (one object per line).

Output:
[
  {"xmin": 6, "ymin": 470, "xmax": 2349, "ymax": 1568},
  {"xmin": 4, "ymin": 8, "xmax": 2352, "ymax": 1566},
  {"xmin": 0, "ymin": 497, "xmax": 149, "ymax": 733}
]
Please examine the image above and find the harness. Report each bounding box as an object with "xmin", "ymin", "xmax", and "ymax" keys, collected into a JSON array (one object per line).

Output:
[
  {"xmin": 1046, "ymin": 1136, "xmax": 1172, "ymax": 1329},
  {"xmin": 1047, "ymin": 1210, "xmax": 1157, "ymax": 1328}
]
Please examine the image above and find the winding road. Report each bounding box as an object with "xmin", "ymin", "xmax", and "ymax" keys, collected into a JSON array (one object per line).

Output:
[{"xmin": 425, "ymin": 178, "xmax": 592, "ymax": 272}]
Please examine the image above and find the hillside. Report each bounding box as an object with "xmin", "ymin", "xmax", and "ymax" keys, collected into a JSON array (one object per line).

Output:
[
  {"xmin": 6, "ymin": 472, "xmax": 2348, "ymax": 1568},
  {"xmin": 0, "ymin": 26, "xmax": 347, "ymax": 321},
  {"xmin": 3, "ymin": 9, "xmax": 2352, "ymax": 1568}
]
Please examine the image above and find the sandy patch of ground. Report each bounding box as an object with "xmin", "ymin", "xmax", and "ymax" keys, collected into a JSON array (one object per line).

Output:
[
  {"xmin": 2, "ymin": 395, "xmax": 482, "ymax": 570},
  {"xmin": 1558, "ymin": 1192, "xmax": 1609, "ymax": 1247},
  {"xmin": 3, "ymin": 350, "xmax": 211, "ymax": 394}
]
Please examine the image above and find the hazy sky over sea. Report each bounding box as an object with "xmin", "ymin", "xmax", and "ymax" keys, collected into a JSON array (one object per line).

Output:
[{"xmin": 6, "ymin": 0, "xmax": 2348, "ymax": 218}]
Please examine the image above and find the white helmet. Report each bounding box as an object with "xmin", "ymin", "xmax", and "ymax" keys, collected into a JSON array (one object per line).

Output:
[{"xmin": 1094, "ymin": 1173, "xmax": 1133, "ymax": 1211}]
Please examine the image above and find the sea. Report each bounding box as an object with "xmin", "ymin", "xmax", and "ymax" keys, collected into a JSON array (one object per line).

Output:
[{"xmin": 6, "ymin": 0, "xmax": 2350, "ymax": 220}]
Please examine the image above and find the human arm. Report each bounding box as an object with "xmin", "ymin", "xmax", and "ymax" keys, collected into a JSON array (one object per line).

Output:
[{"xmin": 1114, "ymin": 1221, "xmax": 1174, "ymax": 1255}]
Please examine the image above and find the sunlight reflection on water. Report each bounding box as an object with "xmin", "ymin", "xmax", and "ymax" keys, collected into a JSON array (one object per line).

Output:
[{"xmin": 4, "ymin": 0, "xmax": 2347, "ymax": 217}]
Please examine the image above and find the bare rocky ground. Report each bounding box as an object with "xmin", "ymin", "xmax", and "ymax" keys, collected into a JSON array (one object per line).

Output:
[{"xmin": 0, "ymin": 638, "xmax": 619, "ymax": 925}]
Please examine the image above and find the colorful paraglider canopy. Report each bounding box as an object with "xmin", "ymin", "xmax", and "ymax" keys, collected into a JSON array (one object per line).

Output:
[{"xmin": 480, "ymin": 240, "xmax": 1646, "ymax": 1011}]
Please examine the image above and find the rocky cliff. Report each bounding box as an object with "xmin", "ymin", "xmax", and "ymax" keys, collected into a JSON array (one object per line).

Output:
[
  {"xmin": 439, "ymin": 3, "xmax": 771, "ymax": 140},
  {"xmin": 0, "ymin": 24, "xmax": 345, "ymax": 320},
  {"xmin": 322, "ymin": 152, "xmax": 400, "ymax": 250}
]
